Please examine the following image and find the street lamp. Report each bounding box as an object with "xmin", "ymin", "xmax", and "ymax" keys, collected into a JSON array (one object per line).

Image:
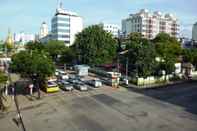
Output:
[{"xmin": 119, "ymin": 49, "xmax": 130, "ymax": 85}]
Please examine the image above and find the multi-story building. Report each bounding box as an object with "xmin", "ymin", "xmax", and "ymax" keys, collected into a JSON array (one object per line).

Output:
[
  {"xmin": 99, "ymin": 23, "xmax": 120, "ymax": 37},
  {"xmin": 192, "ymin": 22, "xmax": 197, "ymax": 42},
  {"xmin": 122, "ymin": 9, "xmax": 180, "ymax": 39},
  {"xmin": 51, "ymin": 2, "xmax": 83, "ymax": 46},
  {"xmin": 14, "ymin": 32, "xmax": 35, "ymax": 45},
  {"xmin": 39, "ymin": 22, "xmax": 49, "ymax": 39}
]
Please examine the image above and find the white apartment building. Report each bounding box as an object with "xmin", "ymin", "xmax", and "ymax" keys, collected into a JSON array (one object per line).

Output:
[
  {"xmin": 51, "ymin": 2, "xmax": 83, "ymax": 46},
  {"xmin": 192, "ymin": 22, "xmax": 197, "ymax": 42},
  {"xmin": 99, "ymin": 23, "xmax": 120, "ymax": 37},
  {"xmin": 39, "ymin": 22, "xmax": 49, "ymax": 39},
  {"xmin": 122, "ymin": 9, "xmax": 180, "ymax": 39}
]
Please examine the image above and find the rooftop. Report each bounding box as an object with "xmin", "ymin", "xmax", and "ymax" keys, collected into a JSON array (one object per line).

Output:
[
  {"xmin": 55, "ymin": 2, "xmax": 79, "ymax": 17},
  {"xmin": 128, "ymin": 9, "xmax": 178, "ymax": 21}
]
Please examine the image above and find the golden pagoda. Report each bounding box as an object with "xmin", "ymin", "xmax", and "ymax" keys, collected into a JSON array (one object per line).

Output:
[{"xmin": 5, "ymin": 29, "xmax": 14, "ymax": 49}]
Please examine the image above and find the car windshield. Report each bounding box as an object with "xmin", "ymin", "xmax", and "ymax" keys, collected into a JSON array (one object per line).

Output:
[{"xmin": 47, "ymin": 81, "xmax": 57, "ymax": 87}]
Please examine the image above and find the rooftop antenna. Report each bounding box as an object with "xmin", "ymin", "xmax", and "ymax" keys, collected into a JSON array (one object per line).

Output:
[
  {"xmin": 60, "ymin": 1, "xmax": 63, "ymax": 9},
  {"xmin": 57, "ymin": 0, "xmax": 60, "ymax": 8},
  {"xmin": 57, "ymin": 0, "xmax": 63, "ymax": 8}
]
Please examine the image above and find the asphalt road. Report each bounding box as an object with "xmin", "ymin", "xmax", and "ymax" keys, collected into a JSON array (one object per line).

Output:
[
  {"xmin": 0, "ymin": 82, "xmax": 197, "ymax": 131},
  {"xmin": 128, "ymin": 81, "xmax": 197, "ymax": 115}
]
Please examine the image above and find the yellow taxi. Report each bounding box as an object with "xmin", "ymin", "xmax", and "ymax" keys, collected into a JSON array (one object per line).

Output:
[{"xmin": 44, "ymin": 81, "xmax": 59, "ymax": 93}]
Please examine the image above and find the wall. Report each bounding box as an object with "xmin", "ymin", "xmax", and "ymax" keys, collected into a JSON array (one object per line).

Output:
[
  {"xmin": 136, "ymin": 75, "xmax": 174, "ymax": 86},
  {"xmin": 70, "ymin": 16, "xmax": 83, "ymax": 46}
]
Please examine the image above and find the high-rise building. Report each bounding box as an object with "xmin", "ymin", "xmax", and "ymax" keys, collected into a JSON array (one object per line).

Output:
[
  {"xmin": 122, "ymin": 9, "xmax": 180, "ymax": 39},
  {"xmin": 99, "ymin": 23, "xmax": 120, "ymax": 37},
  {"xmin": 39, "ymin": 22, "xmax": 49, "ymax": 39},
  {"xmin": 192, "ymin": 22, "xmax": 197, "ymax": 42},
  {"xmin": 51, "ymin": 2, "xmax": 83, "ymax": 46}
]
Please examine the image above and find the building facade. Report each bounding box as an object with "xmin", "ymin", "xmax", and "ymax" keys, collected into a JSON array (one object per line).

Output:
[
  {"xmin": 51, "ymin": 2, "xmax": 83, "ymax": 46},
  {"xmin": 99, "ymin": 23, "xmax": 120, "ymax": 37},
  {"xmin": 39, "ymin": 22, "xmax": 49, "ymax": 39},
  {"xmin": 192, "ymin": 22, "xmax": 197, "ymax": 42},
  {"xmin": 14, "ymin": 32, "xmax": 35, "ymax": 45},
  {"xmin": 122, "ymin": 9, "xmax": 180, "ymax": 39}
]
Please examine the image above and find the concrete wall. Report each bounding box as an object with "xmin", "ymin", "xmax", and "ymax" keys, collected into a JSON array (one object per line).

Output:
[{"xmin": 137, "ymin": 75, "xmax": 174, "ymax": 86}]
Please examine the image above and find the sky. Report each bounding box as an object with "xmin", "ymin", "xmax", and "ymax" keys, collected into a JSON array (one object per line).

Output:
[{"xmin": 0, "ymin": 0, "xmax": 197, "ymax": 40}]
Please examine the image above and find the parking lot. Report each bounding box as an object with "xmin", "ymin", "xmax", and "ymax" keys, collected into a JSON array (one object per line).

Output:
[{"xmin": 1, "ymin": 81, "xmax": 197, "ymax": 131}]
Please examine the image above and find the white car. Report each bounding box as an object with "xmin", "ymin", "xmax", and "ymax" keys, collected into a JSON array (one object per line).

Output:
[
  {"xmin": 57, "ymin": 70, "xmax": 69, "ymax": 80},
  {"xmin": 74, "ymin": 83, "xmax": 88, "ymax": 91},
  {"xmin": 88, "ymin": 79, "xmax": 102, "ymax": 88},
  {"xmin": 60, "ymin": 81, "xmax": 74, "ymax": 91}
]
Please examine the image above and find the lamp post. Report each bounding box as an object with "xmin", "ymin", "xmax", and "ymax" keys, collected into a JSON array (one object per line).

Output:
[
  {"xmin": 125, "ymin": 57, "xmax": 129, "ymax": 85},
  {"xmin": 119, "ymin": 49, "xmax": 130, "ymax": 85}
]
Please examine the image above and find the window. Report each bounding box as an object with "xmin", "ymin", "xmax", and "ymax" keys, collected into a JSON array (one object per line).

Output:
[
  {"xmin": 52, "ymin": 17, "xmax": 70, "ymax": 22},
  {"xmin": 52, "ymin": 23, "xmax": 70, "ymax": 28},
  {"xmin": 58, "ymin": 35, "xmax": 70, "ymax": 38},
  {"xmin": 52, "ymin": 29, "xmax": 70, "ymax": 33}
]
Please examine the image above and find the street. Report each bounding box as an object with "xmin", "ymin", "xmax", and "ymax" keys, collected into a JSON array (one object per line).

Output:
[{"xmin": 0, "ymin": 82, "xmax": 197, "ymax": 131}]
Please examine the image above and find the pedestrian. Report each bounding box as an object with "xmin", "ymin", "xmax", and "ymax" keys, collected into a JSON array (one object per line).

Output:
[
  {"xmin": 11, "ymin": 84, "xmax": 15, "ymax": 99},
  {"xmin": 29, "ymin": 84, "xmax": 34, "ymax": 96}
]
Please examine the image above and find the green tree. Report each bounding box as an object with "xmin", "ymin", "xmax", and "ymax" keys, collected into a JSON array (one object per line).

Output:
[
  {"xmin": 192, "ymin": 49, "xmax": 197, "ymax": 69},
  {"xmin": 126, "ymin": 33, "xmax": 156, "ymax": 77},
  {"xmin": 26, "ymin": 41, "xmax": 46, "ymax": 52},
  {"xmin": 153, "ymin": 33, "xmax": 181, "ymax": 75},
  {"xmin": 10, "ymin": 50, "xmax": 55, "ymax": 99},
  {"xmin": 182, "ymin": 48, "xmax": 197, "ymax": 69},
  {"xmin": 0, "ymin": 72, "xmax": 8, "ymax": 110},
  {"xmin": 45, "ymin": 40, "xmax": 66, "ymax": 61},
  {"xmin": 73, "ymin": 25, "xmax": 117, "ymax": 65},
  {"xmin": 59, "ymin": 47, "xmax": 76, "ymax": 64}
]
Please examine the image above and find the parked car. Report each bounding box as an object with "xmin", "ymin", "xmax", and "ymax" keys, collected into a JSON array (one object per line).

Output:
[
  {"xmin": 44, "ymin": 81, "xmax": 59, "ymax": 93},
  {"xmin": 59, "ymin": 81, "xmax": 74, "ymax": 91},
  {"xmin": 87, "ymin": 79, "xmax": 102, "ymax": 88},
  {"xmin": 68, "ymin": 78, "xmax": 80, "ymax": 84},
  {"xmin": 74, "ymin": 82, "xmax": 88, "ymax": 91},
  {"xmin": 58, "ymin": 70, "xmax": 69, "ymax": 80}
]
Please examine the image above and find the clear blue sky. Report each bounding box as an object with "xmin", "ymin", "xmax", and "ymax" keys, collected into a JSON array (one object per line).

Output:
[{"xmin": 0, "ymin": 0, "xmax": 197, "ymax": 40}]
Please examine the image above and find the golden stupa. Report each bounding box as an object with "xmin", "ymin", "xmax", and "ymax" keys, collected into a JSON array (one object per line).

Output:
[{"xmin": 5, "ymin": 29, "xmax": 14, "ymax": 49}]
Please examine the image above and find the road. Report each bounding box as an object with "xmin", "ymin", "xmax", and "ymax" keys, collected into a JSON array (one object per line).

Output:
[{"xmin": 0, "ymin": 82, "xmax": 197, "ymax": 131}]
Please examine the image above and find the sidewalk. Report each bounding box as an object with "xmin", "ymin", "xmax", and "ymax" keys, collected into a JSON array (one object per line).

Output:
[{"xmin": 1, "ymin": 94, "xmax": 45, "ymax": 115}]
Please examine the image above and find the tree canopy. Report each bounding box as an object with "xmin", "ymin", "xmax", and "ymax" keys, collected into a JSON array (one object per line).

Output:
[
  {"xmin": 45, "ymin": 40, "xmax": 66, "ymax": 61},
  {"xmin": 26, "ymin": 41, "xmax": 46, "ymax": 52},
  {"xmin": 182, "ymin": 48, "xmax": 197, "ymax": 69},
  {"xmin": 125, "ymin": 33, "xmax": 157, "ymax": 77},
  {"xmin": 73, "ymin": 25, "xmax": 117, "ymax": 65},
  {"xmin": 59, "ymin": 47, "xmax": 76, "ymax": 64},
  {"xmin": 10, "ymin": 50, "xmax": 55, "ymax": 98},
  {"xmin": 121, "ymin": 32, "xmax": 182, "ymax": 78},
  {"xmin": 26, "ymin": 40, "xmax": 69, "ymax": 63},
  {"xmin": 153, "ymin": 33, "xmax": 182, "ymax": 74},
  {"xmin": 10, "ymin": 50, "xmax": 55, "ymax": 81}
]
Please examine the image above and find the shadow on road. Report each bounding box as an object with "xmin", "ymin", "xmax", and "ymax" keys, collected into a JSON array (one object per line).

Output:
[{"xmin": 127, "ymin": 81, "xmax": 197, "ymax": 115}]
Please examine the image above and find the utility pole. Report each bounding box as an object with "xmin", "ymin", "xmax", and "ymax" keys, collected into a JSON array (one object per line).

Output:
[
  {"xmin": 126, "ymin": 57, "xmax": 128, "ymax": 79},
  {"xmin": 117, "ymin": 55, "xmax": 120, "ymax": 73},
  {"xmin": 125, "ymin": 57, "xmax": 129, "ymax": 85}
]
